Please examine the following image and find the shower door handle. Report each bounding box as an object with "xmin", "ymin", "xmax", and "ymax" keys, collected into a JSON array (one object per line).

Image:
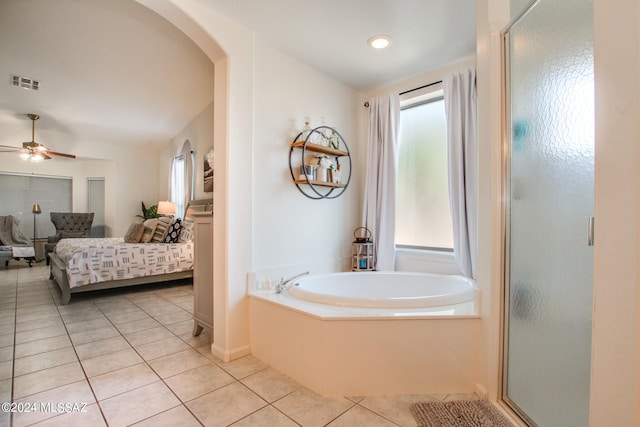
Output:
[{"xmin": 587, "ymin": 217, "xmax": 595, "ymax": 246}]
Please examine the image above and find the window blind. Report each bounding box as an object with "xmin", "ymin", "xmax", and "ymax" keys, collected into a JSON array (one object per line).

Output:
[{"xmin": 0, "ymin": 173, "xmax": 72, "ymax": 240}]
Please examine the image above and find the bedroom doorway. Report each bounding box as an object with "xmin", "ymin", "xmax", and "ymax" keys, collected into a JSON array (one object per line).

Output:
[{"xmin": 87, "ymin": 177, "xmax": 105, "ymax": 237}]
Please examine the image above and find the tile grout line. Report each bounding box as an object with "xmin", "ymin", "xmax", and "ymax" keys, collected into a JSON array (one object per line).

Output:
[
  {"xmin": 14, "ymin": 272, "xmax": 280, "ymax": 426},
  {"xmin": 56, "ymin": 284, "xmax": 189, "ymax": 424},
  {"xmin": 7, "ymin": 265, "xmax": 54, "ymax": 424},
  {"xmin": 92, "ymin": 286, "xmax": 206, "ymax": 426},
  {"xmin": 42, "ymin": 273, "xmax": 111, "ymax": 427},
  {"xmin": 116, "ymin": 287, "xmax": 298, "ymax": 426},
  {"xmin": 7, "ymin": 269, "xmax": 423, "ymax": 426},
  {"xmin": 9, "ymin": 266, "xmax": 19, "ymax": 427},
  {"xmin": 16, "ymin": 271, "xmax": 203, "ymax": 425},
  {"xmin": 131, "ymin": 288, "xmax": 234, "ymax": 427},
  {"xmin": 353, "ymin": 402, "xmax": 404, "ymax": 426}
]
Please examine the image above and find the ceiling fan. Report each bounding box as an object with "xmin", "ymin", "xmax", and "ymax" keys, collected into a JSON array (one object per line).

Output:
[{"xmin": 0, "ymin": 114, "xmax": 76, "ymax": 162}]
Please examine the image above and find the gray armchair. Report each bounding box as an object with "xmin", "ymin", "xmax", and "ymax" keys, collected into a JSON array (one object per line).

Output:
[{"xmin": 45, "ymin": 212, "xmax": 94, "ymax": 264}]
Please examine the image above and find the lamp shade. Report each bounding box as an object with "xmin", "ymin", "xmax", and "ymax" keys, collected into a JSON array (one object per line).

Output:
[
  {"xmin": 157, "ymin": 201, "xmax": 176, "ymax": 215},
  {"xmin": 32, "ymin": 203, "xmax": 42, "ymax": 214}
]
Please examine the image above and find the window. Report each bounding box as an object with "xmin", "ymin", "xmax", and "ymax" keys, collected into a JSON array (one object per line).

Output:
[
  {"xmin": 171, "ymin": 155, "xmax": 186, "ymax": 218},
  {"xmin": 170, "ymin": 140, "xmax": 195, "ymax": 218},
  {"xmin": 0, "ymin": 173, "xmax": 72, "ymax": 239},
  {"xmin": 396, "ymin": 91, "xmax": 453, "ymax": 250}
]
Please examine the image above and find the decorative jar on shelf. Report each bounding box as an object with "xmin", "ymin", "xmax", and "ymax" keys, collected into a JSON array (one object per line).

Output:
[
  {"xmin": 329, "ymin": 164, "xmax": 342, "ymax": 184},
  {"xmin": 314, "ymin": 155, "xmax": 331, "ymax": 182},
  {"xmin": 316, "ymin": 166, "xmax": 327, "ymax": 182},
  {"xmin": 298, "ymin": 165, "xmax": 315, "ymax": 181},
  {"xmin": 328, "ymin": 130, "xmax": 340, "ymax": 150},
  {"xmin": 298, "ymin": 117, "xmax": 312, "ymax": 142}
]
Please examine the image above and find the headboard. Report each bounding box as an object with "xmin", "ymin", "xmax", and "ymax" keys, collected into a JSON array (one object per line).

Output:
[{"xmin": 185, "ymin": 198, "xmax": 213, "ymax": 219}]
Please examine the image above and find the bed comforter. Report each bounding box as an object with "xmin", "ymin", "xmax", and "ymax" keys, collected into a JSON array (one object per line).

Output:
[{"xmin": 55, "ymin": 237, "xmax": 194, "ymax": 289}]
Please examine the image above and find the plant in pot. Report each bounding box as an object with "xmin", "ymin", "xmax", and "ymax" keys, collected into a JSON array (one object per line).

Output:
[{"xmin": 136, "ymin": 201, "xmax": 161, "ymax": 220}]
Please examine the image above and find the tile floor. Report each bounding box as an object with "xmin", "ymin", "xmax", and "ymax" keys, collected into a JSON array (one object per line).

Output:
[{"xmin": 0, "ymin": 263, "xmax": 479, "ymax": 427}]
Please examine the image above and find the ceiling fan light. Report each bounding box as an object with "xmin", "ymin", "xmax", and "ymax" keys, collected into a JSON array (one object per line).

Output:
[{"xmin": 10, "ymin": 114, "xmax": 75, "ymax": 161}]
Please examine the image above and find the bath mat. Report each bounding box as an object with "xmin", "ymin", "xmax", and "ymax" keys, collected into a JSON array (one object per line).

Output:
[{"xmin": 410, "ymin": 399, "xmax": 514, "ymax": 427}]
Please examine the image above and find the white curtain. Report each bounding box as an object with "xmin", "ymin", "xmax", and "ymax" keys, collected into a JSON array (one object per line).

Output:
[
  {"xmin": 444, "ymin": 69, "xmax": 478, "ymax": 278},
  {"xmin": 170, "ymin": 140, "xmax": 195, "ymax": 219},
  {"xmin": 170, "ymin": 155, "xmax": 186, "ymax": 218},
  {"xmin": 362, "ymin": 94, "xmax": 400, "ymax": 271}
]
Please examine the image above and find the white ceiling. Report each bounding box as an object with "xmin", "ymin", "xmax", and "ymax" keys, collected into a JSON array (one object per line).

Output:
[
  {"xmin": 200, "ymin": 0, "xmax": 476, "ymax": 92},
  {"xmin": 0, "ymin": 0, "xmax": 475, "ymax": 155},
  {"xmin": 0, "ymin": 0, "xmax": 215, "ymax": 155}
]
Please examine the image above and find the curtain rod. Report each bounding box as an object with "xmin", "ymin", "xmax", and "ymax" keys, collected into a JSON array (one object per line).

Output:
[
  {"xmin": 399, "ymin": 80, "xmax": 442, "ymax": 96},
  {"xmin": 363, "ymin": 80, "xmax": 443, "ymax": 107}
]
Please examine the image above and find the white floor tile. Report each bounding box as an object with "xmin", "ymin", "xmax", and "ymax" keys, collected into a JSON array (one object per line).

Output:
[
  {"xmin": 99, "ymin": 381, "xmax": 181, "ymax": 426},
  {"xmin": 187, "ymin": 382, "xmax": 267, "ymax": 426},
  {"xmin": 89, "ymin": 363, "xmax": 160, "ymax": 400},
  {"xmin": 1, "ymin": 265, "xmax": 442, "ymax": 427}
]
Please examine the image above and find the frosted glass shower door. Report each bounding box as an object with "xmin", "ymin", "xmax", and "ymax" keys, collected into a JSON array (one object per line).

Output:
[{"xmin": 503, "ymin": 0, "xmax": 594, "ymax": 426}]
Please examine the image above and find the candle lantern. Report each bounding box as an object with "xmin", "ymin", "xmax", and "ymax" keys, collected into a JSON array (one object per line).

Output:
[{"xmin": 352, "ymin": 227, "xmax": 375, "ymax": 271}]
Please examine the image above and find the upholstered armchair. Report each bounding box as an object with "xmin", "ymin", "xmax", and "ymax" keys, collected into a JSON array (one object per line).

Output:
[{"xmin": 45, "ymin": 212, "xmax": 94, "ymax": 264}]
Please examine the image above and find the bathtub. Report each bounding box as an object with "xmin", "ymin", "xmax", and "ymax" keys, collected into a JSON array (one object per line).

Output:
[
  {"xmin": 287, "ymin": 271, "xmax": 477, "ymax": 309},
  {"xmin": 248, "ymin": 271, "xmax": 481, "ymax": 396}
]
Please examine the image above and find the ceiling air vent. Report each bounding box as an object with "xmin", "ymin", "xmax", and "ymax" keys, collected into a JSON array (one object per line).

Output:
[{"xmin": 11, "ymin": 75, "xmax": 40, "ymax": 91}]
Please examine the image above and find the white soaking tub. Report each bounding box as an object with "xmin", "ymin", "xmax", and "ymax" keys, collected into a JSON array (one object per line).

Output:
[
  {"xmin": 248, "ymin": 271, "xmax": 481, "ymax": 397},
  {"xmin": 286, "ymin": 271, "xmax": 477, "ymax": 309}
]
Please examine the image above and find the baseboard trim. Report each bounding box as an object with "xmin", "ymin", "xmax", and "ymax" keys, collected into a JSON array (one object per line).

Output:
[
  {"xmin": 211, "ymin": 343, "xmax": 251, "ymax": 362},
  {"xmin": 475, "ymin": 383, "xmax": 488, "ymax": 399}
]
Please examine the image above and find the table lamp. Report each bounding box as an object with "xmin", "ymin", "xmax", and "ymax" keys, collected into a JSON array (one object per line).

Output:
[{"xmin": 157, "ymin": 201, "xmax": 176, "ymax": 216}]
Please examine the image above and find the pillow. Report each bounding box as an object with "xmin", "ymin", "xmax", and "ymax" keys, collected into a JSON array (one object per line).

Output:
[
  {"xmin": 178, "ymin": 218, "xmax": 195, "ymax": 243},
  {"xmin": 164, "ymin": 218, "xmax": 182, "ymax": 243},
  {"xmin": 151, "ymin": 216, "xmax": 173, "ymax": 243},
  {"xmin": 140, "ymin": 218, "xmax": 158, "ymax": 243},
  {"xmin": 124, "ymin": 222, "xmax": 145, "ymax": 243}
]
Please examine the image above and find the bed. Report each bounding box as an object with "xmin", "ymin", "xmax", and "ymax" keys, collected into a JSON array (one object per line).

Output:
[{"xmin": 49, "ymin": 198, "xmax": 212, "ymax": 304}]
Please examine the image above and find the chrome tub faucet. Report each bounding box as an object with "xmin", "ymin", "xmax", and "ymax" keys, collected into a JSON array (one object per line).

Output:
[{"xmin": 275, "ymin": 271, "xmax": 309, "ymax": 294}]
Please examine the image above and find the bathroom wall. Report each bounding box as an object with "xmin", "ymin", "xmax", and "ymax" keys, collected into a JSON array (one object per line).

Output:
[
  {"xmin": 589, "ymin": 0, "xmax": 640, "ymax": 424},
  {"xmin": 475, "ymin": 0, "xmax": 510, "ymax": 404},
  {"xmin": 137, "ymin": 0, "xmax": 363, "ymax": 361},
  {"xmin": 251, "ymin": 39, "xmax": 362, "ymax": 286}
]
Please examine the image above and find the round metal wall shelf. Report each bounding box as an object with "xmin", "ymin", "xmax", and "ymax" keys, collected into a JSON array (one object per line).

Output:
[{"xmin": 288, "ymin": 126, "xmax": 351, "ymax": 200}]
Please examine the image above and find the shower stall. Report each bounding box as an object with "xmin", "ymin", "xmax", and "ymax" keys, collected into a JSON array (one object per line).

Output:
[{"xmin": 502, "ymin": 0, "xmax": 594, "ymax": 425}]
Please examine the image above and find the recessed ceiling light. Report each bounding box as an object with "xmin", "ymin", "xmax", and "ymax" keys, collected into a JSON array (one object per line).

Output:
[{"xmin": 368, "ymin": 35, "xmax": 391, "ymax": 49}]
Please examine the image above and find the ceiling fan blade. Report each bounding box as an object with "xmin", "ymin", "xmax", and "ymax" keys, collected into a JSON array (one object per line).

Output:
[
  {"xmin": 0, "ymin": 144, "xmax": 22, "ymax": 152},
  {"xmin": 11, "ymin": 115, "xmax": 77, "ymax": 160},
  {"xmin": 45, "ymin": 150, "xmax": 76, "ymax": 159}
]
